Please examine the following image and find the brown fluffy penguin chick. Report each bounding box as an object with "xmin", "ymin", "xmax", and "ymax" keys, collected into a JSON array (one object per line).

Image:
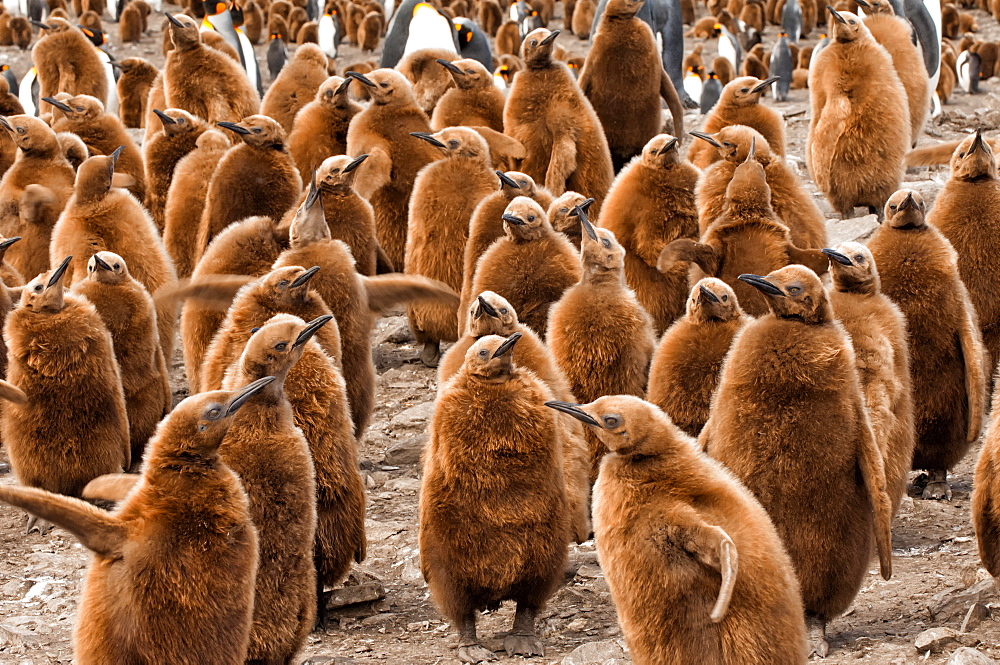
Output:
[
  {"xmin": 31, "ymin": 18, "xmax": 108, "ymax": 104},
  {"xmin": 458, "ymin": 171, "xmax": 553, "ymax": 331},
  {"xmin": 647, "ymin": 278, "xmax": 749, "ymax": 437},
  {"xmin": 46, "ymin": 94, "xmax": 146, "ymax": 202},
  {"xmin": 855, "ymin": 0, "xmax": 929, "ymax": 146},
  {"xmin": 288, "ymin": 76, "xmax": 361, "ymax": 179},
  {"xmin": 599, "ymin": 134, "xmax": 700, "ymax": 335},
  {"xmin": 116, "ymin": 58, "xmax": 158, "ymax": 129},
  {"xmin": 470, "ymin": 196, "xmax": 581, "ymax": 338},
  {"xmin": 56, "ymin": 133, "xmax": 89, "ymax": 172},
  {"xmin": 547, "ymin": 212, "xmax": 655, "ymax": 478},
  {"xmin": 420, "ymin": 333, "xmax": 570, "ymax": 662},
  {"xmin": 430, "ymin": 58, "xmax": 505, "ymax": 131},
  {"xmin": 700, "ymin": 264, "xmax": 893, "ymax": 658},
  {"xmin": 162, "ymin": 13, "xmax": 260, "ymax": 123},
  {"xmin": 438, "ymin": 292, "xmax": 592, "ymax": 544},
  {"xmin": 163, "ymin": 129, "xmax": 232, "ymax": 278},
  {"xmin": 686, "ymin": 75, "xmax": 785, "ymax": 168},
  {"xmin": 49, "ymin": 149, "xmax": 179, "ymax": 361},
  {"xmin": 824, "ymin": 242, "xmax": 915, "ymax": 514},
  {"xmin": 405, "ymin": 127, "xmax": 496, "ymax": 366},
  {"xmin": 928, "ymin": 131, "xmax": 1000, "ymax": 365},
  {"xmin": 578, "ymin": 0, "xmax": 684, "ymax": 171},
  {"xmin": 807, "ymin": 9, "xmax": 909, "ymax": 217},
  {"xmin": 315, "ymin": 154, "xmax": 385, "ymax": 276},
  {"xmin": 659, "ymin": 141, "xmax": 828, "ymax": 316},
  {"xmin": 972, "ymin": 382, "xmax": 1000, "ymax": 577},
  {"xmin": 9, "ymin": 17, "xmax": 30, "ymax": 50},
  {"xmin": 260, "ymin": 43, "xmax": 330, "ymax": 134},
  {"xmin": 73, "ymin": 252, "xmax": 169, "ymax": 467},
  {"xmin": 142, "ymin": 108, "xmax": 209, "ymax": 230},
  {"xmin": 693, "ymin": 125, "xmax": 827, "ymax": 249},
  {"xmin": 219, "ymin": 316, "xmax": 320, "ymax": 663},
  {"xmin": 396, "ymin": 48, "xmax": 459, "ymax": 116},
  {"xmin": 868, "ymin": 189, "xmax": 986, "ymax": 500},
  {"xmin": 548, "ymin": 396, "xmax": 808, "ymax": 664},
  {"xmin": 344, "ymin": 68, "xmax": 441, "ymax": 270},
  {"xmin": 0, "ymin": 382, "xmax": 270, "ymax": 663},
  {"xmin": 547, "ymin": 191, "xmax": 590, "ymax": 249},
  {"xmin": 0, "ymin": 116, "xmax": 76, "ymax": 281},
  {"xmin": 197, "ymin": 114, "xmax": 302, "ymax": 259},
  {"xmin": 2, "ymin": 258, "xmax": 129, "ymax": 504},
  {"xmin": 505, "ymin": 28, "xmax": 614, "ymax": 207},
  {"xmin": 119, "ymin": 2, "xmax": 144, "ymax": 41}
]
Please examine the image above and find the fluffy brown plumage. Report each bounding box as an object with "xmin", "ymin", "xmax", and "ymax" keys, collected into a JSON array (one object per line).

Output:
[
  {"xmin": 288, "ymin": 76, "xmax": 362, "ymax": 180},
  {"xmin": 430, "ymin": 58, "xmax": 505, "ymax": 131},
  {"xmin": 260, "ymin": 42, "xmax": 330, "ymax": 134},
  {"xmin": 687, "ymin": 75, "xmax": 785, "ymax": 168},
  {"xmin": 31, "ymin": 18, "xmax": 108, "ymax": 105},
  {"xmin": 116, "ymin": 58, "xmax": 158, "ymax": 129},
  {"xmin": 142, "ymin": 108, "xmax": 208, "ymax": 230}
]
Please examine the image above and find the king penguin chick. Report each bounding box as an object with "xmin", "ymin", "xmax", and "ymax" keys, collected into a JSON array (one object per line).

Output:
[
  {"xmin": 578, "ymin": 0, "xmax": 685, "ymax": 171},
  {"xmin": 430, "ymin": 58, "xmax": 505, "ymax": 131},
  {"xmin": 824, "ymin": 242, "xmax": 914, "ymax": 513},
  {"xmin": 973, "ymin": 370, "xmax": 1000, "ymax": 578},
  {"xmin": 288, "ymin": 76, "xmax": 361, "ymax": 181},
  {"xmin": 927, "ymin": 130, "xmax": 1000, "ymax": 366},
  {"xmin": 219, "ymin": 315, "xmax": 320, "ymax": 664},
  {"xmin": 647, "ymin": 278, "xmax": 749, "ymax": 436},
  {"xmin": 868, "ymin": 189, "xmax": 987, "ymax": 501},
  {"xmin": 470, "ymin": 196, "xmax": 580, "ymax": 338},
  {"xmin": 198, "ymin": 114, "xmax": 302, "ymax": 260},
  {"xmin": 599, "ymin": 134, "xmax": 700, "ymax": 335},
  {"xmin": 163, "ymin": 13, "xmax": 260, "ymax": 123},
  {"xmin": 315, "ymin": 154, "xmax": 389, "ymax": 276},
  {"xmin": 73, "ymin": 252, "xmax": 169, "ymax": 467},
  {"xmin": 700, "ymin": 264, "xmax": 893, "ymax": 658},
  {"xmin": 807, "ymin": 8, "xmax": 908, "ymax": 217},
  {"xmin": 405, "ymin": 127, "xmax": 496, "ymax": 366},
  {"xmin": 0, "ymin": 380, "xmax": 271, "ymax": 663},
  {"xmin": 260, "ymin": 42, "xmax": 329, "ymax": 134},
  {"xmin": 2, "ymin": 257, "xmax": 129, "ymax": 505},
  {"xmin": 547, "ymin": 395, "xmax": 808, "ymax": 664},
  {"xmin": 548, "ymin": 209, "xmax": 655, "ymax": 478},
  {"xmin": 420, "ymin": 333, "xmax": 569, "ymax": 662},
  {"xmin": 115, "ymin": 58, "xmax": 159, "ymax": 129},
  {"xmin": 49, "ymin": 148, "xmax": 180, "ymax": 361},
  {"xmin": 142, "ymin": 108, "xmax": 209, "ymax": 230},
  {"xmin": 547, "ymin": 191, "xmax": 590, "ymax": 249},
  {"xmin": 344, "ymin": 68, "xmax": 441, "ymax": 270},
  {"xmin": 505, "ymin": 28, "xmax": 614, "ymax": 207},
  {"xmin": 31, "ymin": 18, "xmax": 108, "ymax": 105},
  {"xmin": 686, "ymin": 75, "xmax": 784, "ymax": 168}
]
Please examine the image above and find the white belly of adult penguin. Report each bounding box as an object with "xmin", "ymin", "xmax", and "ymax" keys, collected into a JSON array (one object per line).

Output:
[{"xmin": 403, "ymin": 3, "xmax": 458, "ymax": 58}]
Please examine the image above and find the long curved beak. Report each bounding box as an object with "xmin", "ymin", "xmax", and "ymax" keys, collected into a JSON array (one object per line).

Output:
[
  {"xmin": 225, "ymin": 376, "xmax": 276, "ymax": 416},
  {"xmin": 567, "ymin": 197, "xmax": 596, "ymax": 217},
  {"xmin": 343, "ymin": 153, "xmax": 368, "ymax": 173},
  {"xmin": 42, "ymin": 97, "xmax": 73, "ymax": 113},
  {"xmin": 30, "ymin": 19, "xmax": 51, "ymax": 29},
  {"xmin": 290, "ymin": 265, "xmax": 320, "ymax": 288},
  {"xmin": 152, "ymin": 109, "xmax": 176, "ymax": 125},
  {"xmin": 92, "ymin": 253, "xmax": 113, "ymax": 271},
  {"xmin": 492, "ymin": 331, "xmax": 522, "ymax": 358},
  {"xmin": 436, "ymin": 58, "xmax": 464, "ymax": 75},
  {"xmin": 293, "ymin": 314, "xmax": 333, "ymax": 348},
  {"xmin": 751, "ymin": 76, "xmax": 780, "ymax": 94},
  {"xmin": 0, "ymin": 116, "xmax": 12, "ymax": 132},
  {"xmin": 544, "ymin": 400, "xmax": 600, "ymax": 427},
  {"xmin": 827, "ymin": 5, "xmax": 847, "ymax": 23},
  {"xmin": 502, "ymin": 213, "xmax": 526, "ymax": 226},
  {"xmin": 0, "ymin": 236, "xmax": 20, "ymax": 251},
  {"xmin": 164, "ymin": 11, "xmax": 185, "ymax": 27},
  {"xmin": 334, "ymin": 77, "xmax": 353, "ymax": 95},
  {"xmin": 304, "ymin": 174, "xmax": 321, "ymax": 208},
  {"xmin": 737, "ymin": 273, "xmax": 784, "ymax": 296},
  {"xmin": 539, "ymin": 29, "xmax": 560, "ymax": 45},
  {"xmin": 476, "ymin": 294, "xmax": 499, "ymax": 318},
  {"xmin": 969, "ymin": 128, "xmax": 986, "ymax": 156},
  {"xmin": 821, "ymin": 248, "xmax": 853, "ymax": 265},
  {"xmin": 217, "ymin": 121, "xmax": 251, "ymax": 135},
  {"xmin": 346, "ymin": 71, "xmax": 377, "ymax": 87},
  {"xmin": 658, "ymin": 137, "xmax": 679, "ymax": 154},
  {"xmin": 744, "ymin": 136, "xmax": 756, "ymax": 163},
  {"xmin": 410, "ymin": 132, "xmax": 446, "ymax": 148},
  {"xmin": 575, "ymin": 206, "xmax": 598, "ymax": 241},
  {"xmin": 698, "ymin": 284, "xmax": 720, "ymax": 303},
  {"xmin": 898, "ymin": 191, "xmax": 915, "ymax": 210},
  {"xmin": 47, "ymin": 256, "xmax": 72, "ymax": 289},
  {"xmin": 690, "ymin": 130, "xmax": 723, "ymax": 149},
  {"xmin": 496, "ymin": 170, "xmax": 521, "ymax": 189},
  {"xmin": 109, "ymin": 145, "xmax": 124, "ymax": 166}
]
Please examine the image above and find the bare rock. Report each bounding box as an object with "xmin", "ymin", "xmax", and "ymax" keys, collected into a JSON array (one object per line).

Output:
[
  {"xmin": 928, "ymin": 578, "xmax": 997, "ymax": 622},
  {"xmin": 0, "ymin": 623, "xmax": 40, "ymax": 647},
  {"xmin": 382, "ymin": 434, "xmax": 428, "ymax": 465},
  {"xmin": 827, "ymin": 214, "xmax": 879, "ymax": 244},
  {"xmin": 373, "ymin": 316, "xmax": 413, "ymax": 345},
  {"xmin": 948, "ymin": 647, "xmax": 996, "ymax": 665},
  {"xmin": 915, "ymin": 627, "xmax": 959, "ymax": 653},
  {"xmin": 326, "ymin": 582, "xmax": 386, "ymax": 610},
  {"xmin": 562, "ymin": 640, "xmax": 627, "ymax": 665},
  {"xmin": 383, "ymin": 477, "xmax": 421, "ymax": 493},
  {"xmin": 389, "ymin": 401, "xmax": 435, "ymax": 431},
  {"xmin": 961, "ymin": 602, "xmax": 990, "ymax": 633}
]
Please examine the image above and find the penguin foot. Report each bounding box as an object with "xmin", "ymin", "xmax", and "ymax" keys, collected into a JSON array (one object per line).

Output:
[
  {"xmin": 921, "ymin": 469, "xmax": 952, "ymax": 500},
  {"xmin": 807, "ymin": 617, "xmax": 828, "ymax": 658},
  {"xmin": 457, "ymin": 644, "xmax": 497, "ymax": 663},
  {"xmin": 419, "ymin": 341, "xmax": 440, "ymax": 368},
  {"xmin": 24, "ymin": 515, "xmax": 52, "ymax": 535},
  {"xmin": 503, "ymin": 634, "xmax": 544, "ymax": 657},
  {"xmin": 682, "ymin": 95, "xmax": 699, "ymax": 110}
]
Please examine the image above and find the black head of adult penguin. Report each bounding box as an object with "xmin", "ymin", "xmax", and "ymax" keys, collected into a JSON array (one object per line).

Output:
[
  {"xmin": 0, "ymin": 115, "xmax": 59, "ymax": 154},
  {"xmin": 20, "ymin": 256, "xmax": 71, "ymax": 313},
  {"xmin": 317, "ymin": 153, "xmax": 368, "ymax": 194},
  {"xmin": 827, "ymin": 6, "xmax": 867, "ymax": 43},
  {"xmin": 641, "ymin": 134, "xmax": 681, "ymax": 168},
  {"xmin": 165, "ymin": 12, "xmax": 203, "ymax": 50},
  {"xmin": 78, "ymin": 23, "xmax": 107, "ymax": 47},
  {"xmin": 345, "ymin": 69, "xmax": 415, "ymax": 106},
  {"xmin": 520, "ymin": 28, "xmax": 560, "ymax": 69},
  {"xmin": 882, "ymin": 188, "xmax": 927, "ymax": 229},
  {"xmin": 738, "ymin": 264, "xmax": 833, "ymax": 324},
  {"xmin": 822, "ymin": 241, "xmax": 879, "ymax": 294},
  {"xmin": 463, "ymin": 331, "xmax": 522, "ymax": 380},
  {"xmin": 436, "ymin": 58, "xmax": 493, "ymax": 90},
  {"xmin": 410, "ymin": 126, "xmax": 489, "ymax": 159},
  {"xmin": 687, "ymin": 277, "xmax": 744, "ymax": 323},
  {"xmin": 217, "ymin": 115, "xmax": 287, "ymax": 150},
  {"xmin": 949, "ymin": 129, "xmax": 997, "ymax": 181},
  {"xmin": 719, "ymin": 75, "xmax": 779, "ymax": 107}
]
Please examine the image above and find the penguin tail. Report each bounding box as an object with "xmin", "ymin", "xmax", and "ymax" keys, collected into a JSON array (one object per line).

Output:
[
  {"xmin": 83, "ymin": 473, "xmax": 141, "ymax": 503},
  {"xmin": 0, "ymin": 379, "xmax": 26, "ymax": 405},
  {"xmin": 153, "ymin": 274, "xmax": 254, "ymax": 309},
  {"xmin": 0, "ymin": 485, "xmax": 126, "ymax": 556},
  {"xmin": 362, "ymin": 274, "xmax": 459, "ymax": 314},
  {"xmin": 904, "ymin": 140, "xmax": 961, "ymax": 166}
]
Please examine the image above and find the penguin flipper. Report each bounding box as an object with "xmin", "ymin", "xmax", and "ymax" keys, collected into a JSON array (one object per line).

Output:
[
  {"xmin": 904, "ymin": 140, "xmax": 962, "ymax": 167},
  {"xmin": 659, "ymin": 68, "xmax": 685, "ymax": 137},
  {"xmin": 152, "ymin": 274, "xmax": 255, "ymax": 310},
  {"xmin": 657, "ymin": 238, "xmax": 719, "ymax": 275},
  {"xmin": 469, "ymin": 126, "xmax": 525, "ymax": 171},
  {"xmin": 545, "ymin": 135, "xmax": 578, "ymax": 196},
  {"xmin": 0, "ymin": 379, "xmax": 26, "ymax": 405},
  {"xmin": 83, "ymin": 473, "xmax": 141, "ymax": 502},
  {"xmin": 0, "ymin": 485, "xmax": 126, "ymax": 556},
  {"xmin": 374, "ymin": 244, "xmax": 396, "ymax": 274},
  {"xmin": 362, "ymin": 274, "xmax": 459, "ymax": 313},
  {"xmin": 786, "ymin": 245, "xmax": 829, "ymax": 276},
  {"xmin": 957, "ymin": 288, "xmax": 987, "ymax": 442},
  {"xmin": 855, "ymin": 400, "xmax": 893, "ymax": 581},
  {"xmin": 351, "ymin": 146, "xmax": 391, "ymax": 199}
]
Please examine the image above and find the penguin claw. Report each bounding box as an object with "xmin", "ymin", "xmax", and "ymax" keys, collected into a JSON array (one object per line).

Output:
[
  {"xmin": 921, "ymin": 482, "xmax": 952, "ymax": 501},
  {"xmin": 503, "ymin": 634, "xmax": 544, "ymax": 657},
  {"xmin": 457, "ymin": 644, "xmax": 497, "ymax": 663},
  {"xmin": 807, "ymin": 618, "xmax": 829, "ymax": 658},
  {"xmin": 24, "ymin": 515, "xmax": 53, "ymax": 535},
  {"xmin": 419, "ymin": 341, "xmax": 440, "ymax": 368}
]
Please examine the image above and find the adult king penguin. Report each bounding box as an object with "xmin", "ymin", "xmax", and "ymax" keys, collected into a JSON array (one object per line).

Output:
[
  {"xmin": 201, "ymin": 0, "xmax": 263, "ymax": 95},
  {"xmin": 380, "ymin": 0, "xmax": 460, "ymax": 69}
]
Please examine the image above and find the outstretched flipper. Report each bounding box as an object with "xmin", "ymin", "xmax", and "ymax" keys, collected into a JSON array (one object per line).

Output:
[
  {"xmin": 657, "ymin": 238, "xmax": 720, "ymax": 276},
  {"xmin": 0, "ymin": 485, "xmax": 125, "ymax": 556},
  {"xmin": 958, "ymin": 285, "xmax": 988, "ymax": 442},
  {"xmin": 83, "ymin": 473, "xmax": 141, "ymax": 502},
  {"xmin": 855, "ymin": 400, "xmax": 893, "ymax": 580},
  {"xmin": 153, "ymin": 274, "xmax": 254, "ymax": 310},
  {"xmin": 363, "ymin": 274, "xmax": 459, "ymax": 313}
]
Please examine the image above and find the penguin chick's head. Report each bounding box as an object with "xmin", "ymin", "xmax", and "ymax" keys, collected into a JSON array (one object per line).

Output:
[
  {"xmin": 217, "ymin": 115, "xmax": 287, "ymax": 149},
  {"xmin": 258, "ymin": 265, "xmax": 321, "ymax": 307},
  {"xmin": 521, "ymin": 28, "xmax": 560, "ymax": 68},
  {"xmin": 42, "ymin": 94, "xmax": 103, "ymax": 121},
  {"xmin": 74, "ymin": 146, "xmax": 126, "ymax": 202},
  {"xmin": 317, "ymin": 75, "xmax": 354, "ymax": 107},
  {"xmin": 687, "ymin": 277, "xmax": 743, "ymax": 323},
  {"xmin": 724, "ymin": 137, "xmax": 773, "ymax": 214},
  {"xmin": 692, "ymin": 124, "xmax": 772, "ymax": 164},
  {"xmin": 605, "ymin": 0, "xmax": 646, "ymax": 19},
  {"xmin": 238, "ymin": 313, "xmax": 333, "ymax": 383},
  {"xmin": 165, "ymin": 12, "xmax": 202, "ymax": 49},
  {"xmin": 317, "ymin": 153, "xmax": 368, "ymax": 194},
  {"xmin": 153, "ymin": 108, "xmax": 202, "ymax": 137},
  {"xmin": 22, "ymin": 255, "xmax": 71, "ymax": 313},
  {"xmin": 545, "ymin": 394, "xmax": 675, "ymax": 456},
  {"xmin": 642, "ymin": 134, "xmax": 681, "ymax": 167},
  {"xmin": 823, "ymin": 241, "xmax": 880, "ymax": 294},
  {"xmin": 950, "ymin": 129, "xmax": 997, "ymax": 181},
  {"xmin": 501, "ymin": 196, "xmax": 548, "ymax": 241},
  {"xmin": 738, "ymin": 264, "xmax": 833, "ymax": 323},
  {"xmin": 289, "ymin": 177, "xmax": 330, "ymax": 248},
  {"xmin": 827, "ymin": 7, "xmax": 866, "ymax": 43},
  {"xmin": 720, "ymin": 75, "xmax": 778, "ymax": 106},
  {"xmin": 410, "ymin": 126, "xmax": 489, "ymax": 159},
  {"xmin": 467, "ymin": 291, "xmax": 518, "ymax": 337},
  {"xmin": 463, "ymin": 332, "xmax": 522, "ymax": 381},
  {"xmin": 87, "ymin": 251, "xmax": 130, "ymax": 285},
  {"xmin": 854, "ymin": 0, "xmax": 893, "ymax": 14},
  {"xmin": 0, "ymin": 114, "xmax": 58, "ymax": 153},
  {"xmin": 39, "ymin": 17, "xmax": 73, "ymax": 33},
  {"xmin": 548, "ymin": 191, "xmax": 589, "ymax": 235},
  {"xmin": 883, "ymin": 188, "xmax": 926, "ymax": 229},
  {"xmin": 437, "ymin": 57, "xmax": 493, "ymax": 90},
  {"xmin": 577, "ymin": 205, "xmax": 625, "ymax": 279},
  {"xmin": 164, "ymin": 377, "xmax": 276, "ymax": 454},
  {"xmin": 345, "ymin": 69, "xmax": 414, "ymax": 106},
  {"xmin": 496, "ymin": 170, "xmax": 535, "ymax": 198}
]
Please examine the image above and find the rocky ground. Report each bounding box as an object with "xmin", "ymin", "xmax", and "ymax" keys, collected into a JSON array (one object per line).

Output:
[{"xmin": 2, "ymin": 1, "xmax": 1000, "ymax": 664}]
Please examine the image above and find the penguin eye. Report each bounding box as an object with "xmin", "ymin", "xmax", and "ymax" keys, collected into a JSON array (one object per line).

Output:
[
  {"xmin": 16, "ymin": 127, "xmax": 25, "ymax": 135},
  {"xmin": 530, "ymin": 40, "xmax": 538, "ymax": 46},
  {"xmin": 205, "ymin": 405, "xmax": 223, "ymax": 420},
  {"xmin": 849, "ymin": 19, "xmax": 855, "ymax": 23},
  {"xmin": 601, "ymin": 238, "xmax": 612, "ymax": 249},
  {"xmin": 479, "ymin": 349, "xmax": 488, "ymax": 358},
  {"xmin": 448, "ymin": 140, "xmax": 459, "ymax": 149},
  {"xmin": 500, "ymin": 307, "xmax": 508, "ymax": 314},
  {"xmin": 959, "ymin": 152, "xmax": 966, "ymax": 158},
  {"xmin": 175, "ymin": 117, "xmax": 186, "ymax": 125},
  {"xmin": 33, "ymin": 284, "xmax": 42, "ymax": 292},
  {"xmin": 275, "ymin": 342, "xmax": 288, "ymax": 351},
  {"xmin": 602, "ymin": 415, "xmax": 620, "ymax": 428},
  {"xmin": 75, "ymin": 107, "xmax": 84, "ymax": 112},
  {"xmin": 889, "ymin": 204, "xmax": 898, "ymax": 211},
  {"xmin": 721, "ymin": 294, "xmax": 728, "ymax": 301},
  {"xmin": 465, "ymin": 69, "xmax": 474, "ymax": 74},
  {"xmin": 740, "ymin": 88, "xmax": 749, "ymax": 93},
  {"xmin": 114, "ymin": 263, "xmax": 120, "ymax": 269},
  {"xmin": 379, "ymin": 82, "xmax": 389, "ymax": 88},
  {"xmin": 528, "ymin": 215, "xmax": 535, "ymax": 222},
  {"xmin": 279, "ymin": 279, "xmax": 290, "ymax": 287},
  {"xmin": 788, "ymin": 286, "xmax": 801, "ymax": 295},
  {"xmin": 560, "ymin": 207, "xmax": 568, "ymax": 213},
  {"xmin": 854, "ymin": 254, "xmax": 864, "ymax": 262},
  {"xmin": 251, "ymin": 128, "xmax": 262, "ymax": 134}
]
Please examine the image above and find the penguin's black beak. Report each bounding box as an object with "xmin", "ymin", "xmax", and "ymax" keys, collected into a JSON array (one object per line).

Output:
[
  {"xmin": 539, "ymin": 29, "xmax": 560, "ymax": 45},
  {"xmin": 567, "ymin": 197, "xmax": 596, "ymax": 217},
  {"xmin": 476, "ymin": 294, "xmax": 500, "ymax": 318},
  {"xmin": 217, "ymin": 121, "xmax": 251, "ymax": 135},
  {"xmin": 690, "ymin": 130, "xmax": 723, "ymax": 149},
  {"xmin": 0, "ymin": 116, "xmax": 11, "ymax": 132},
  {"xmin": 496, "ymin": 170, "xmax": 521, "ymax": 189},
  {"xmin": 346, "ymin": 71, "xmax": 377, "ymax": 88},
  {"xmin": 492, "ymin": 331, "xmax": 522, "ymax": 358},
  {"xmin": 744, "ymin": 136, "xmax": 757, "ymax": 162},
  {"xmin": 293, "ymin": 314, "xmax": 333, "ymax": 348},
  {"xmin": 698, "ymin": 284, "xmax": 720, "ymax": 303},
  {"xmin": 304, "ymin": 175, "xmax": 321, "ymax": 208},
  {"xmin": 47, "ymin": 256, "xmax": 72, "ymax": 289},
  {"xmin": 575, "ymin": 206, "xmax": 599, "ymax": 241},
  {"xmin": 738, "ymin": 273, "xmax": 784, "ymax": 296},
  {"xmin": 855, "ymin": 0, "xmax": 871, "ymax": 7},
  {"xmin": 30, "ymin": 19, "xmax": 50, "ymax": 29},
  {"xmin": 410, "ymin": 132, "xmax": 446, "ymax": 148},
  {"xmin": 544, "ymin": 400, "xmax": 601, "ymax": 427},
  {"xmin": 92, "ymin": 253, "xmax": 113, "ymax": 271},
  {"xmin": 109, "ymin": 145, "xmax": 124, "ymax": 166},
  {"xmin": 658, "ymin": 137, "xmax": 679, "ymax": 154},
  {"xmin": 898, "ymin": 191, "xmax": 915, "ymax": 210},
  {"xmin": 0, "ymin": 236, "xmax": 20, "ymax": 251},
  {"xmin": 334, "ymin": 77, "xmax": 353, "ymax": 96},
  {"xmin": 42, "ymin": 97, "xmax": 73, "ymax": 113},
  {"xmin": 152, "ymin": 109, "xmax": 176, "ymax": 125},
  {"xmin": 969, "ymin": 128, "xmax": 986, "ymax": 156},
  {"xmin": 827, "ymin": 5, "xmax": 847, "ymax": 23},
  {"xmin": 164, "ymin": 11, "xmax": 185, "ymax": 27},
  {"xmin": 343, "ymin": 153, "xmax": 368, "ymax": 173},
  {"xmin": 436, "ymin": 58, "xmax": 464, "ymax": 75},
  {"xmin": 225, "ymin": 376, "xmax": 276, "ymax": 416},
  {"xmin": 502, "ymin": 213, "xmax": 526, "ymax": 226},
  {"xmin": 821, "ymin": 248, "xmax": 853, "ymax": 266},
  {"xmin": 290, "ymin": 265, "xmax": 320, "ymax": 288},
  {"xmin": 751, "ymin": 76, "xmax": 780, "ymax": 94}
]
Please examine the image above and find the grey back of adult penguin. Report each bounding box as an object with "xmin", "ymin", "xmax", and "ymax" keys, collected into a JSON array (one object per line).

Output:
[
  {"xmin": 770, "ymin": 34, "xmax": 793, "ymax": 100},
  {"xmin": 2, "ymin": 66, "xmax": 18, "ymax": 97},
  {"xmin": 782, "ymin": 0, "xmax": 802, "ymax": 42},
  {"xmin": 905, "ymin": 0, "xmax": 941, "ymax": 95},
  {"xmin": 701, "ymin": 72, "xmax": 722, "ymax": 113},
  {"xmin": 454, "ymin": 17, "xmax": 493, "ymax": 71},
  {"xmin": 267, "ymin": 32, "xmax": 287, "ymax": 80},
  {"xmin": 380, "ymin": 0, "xmax": 461, "ymax": 68}
]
